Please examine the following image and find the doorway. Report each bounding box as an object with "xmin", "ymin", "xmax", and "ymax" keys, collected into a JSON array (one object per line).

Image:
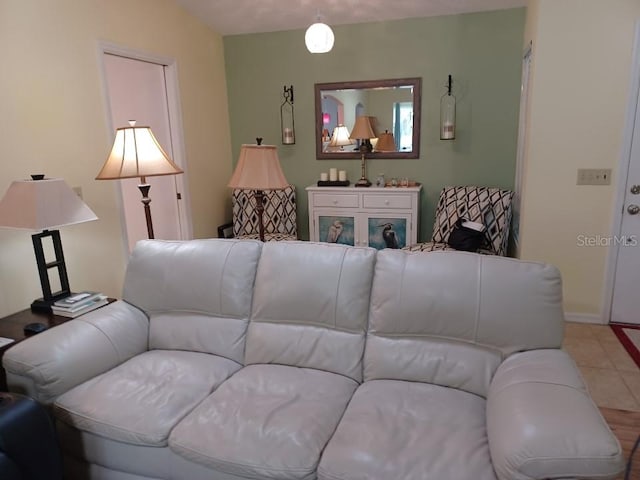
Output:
[
  {"xmin": 608, "ymin": 24, "xmax": 640, "ymax": 325},
  {"xmin": 100, "ymin": 45, "xmax": 191, "ymax": 253}
]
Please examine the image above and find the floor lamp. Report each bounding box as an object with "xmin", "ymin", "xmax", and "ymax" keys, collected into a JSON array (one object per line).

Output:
[
  {"xmin": 96, "ymin": 121, "xmax": 183, "ymax": 239},
  {"xmin": 0, "ymin": 176, "xmax": 98, "ymax": 312},
  {"xmin": 227, "ymin": 139, "xmax": 289, "ymax": 242}
]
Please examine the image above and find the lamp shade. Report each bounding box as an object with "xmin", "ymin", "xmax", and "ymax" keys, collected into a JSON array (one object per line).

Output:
[
  {"xmin": 96, "ymin": 121, "xmax": 183, "ymax": 180},
  {"xmin": 350, "ymin": 116, "xmax": 376, "ymax": 140},
  {"xmin": 328, "ymin": 125, "xmax": 355, "ymax": 148},
  {"xmin": 375, "ymin": 131, "xmax": 397, "ymax": 152},
  {"xmin": 0, "ymin": 177, "xmax": 98, "ymax": 231},
  {"xmin": 228, "ymin": 144, "xmax": 289, "ymax": 190},
  {"xmin": 305, "ymin": 22, "xmax": 335, "ymax": 53}
]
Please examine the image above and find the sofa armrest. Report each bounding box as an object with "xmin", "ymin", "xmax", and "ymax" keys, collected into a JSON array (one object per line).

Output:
[
  {"xmin": 2, "ymin": 301, "xmax": 148, "ymax": 404},
  {"xmin": 487, "ymin": 349, "xmax": 624, "ymax": 480}
]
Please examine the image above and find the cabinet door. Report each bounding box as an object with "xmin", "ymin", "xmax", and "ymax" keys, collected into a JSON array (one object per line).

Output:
[
  {"xmin": 313, "ymin": 211, "xmax": 356, "ymax": 246},
  {"xmin": 364, "ymin": 213, "xmax": 413, "ymax": 250}
]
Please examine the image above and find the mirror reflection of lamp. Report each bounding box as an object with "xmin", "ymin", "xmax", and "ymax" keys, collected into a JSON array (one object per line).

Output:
[
  {"xmin": 375, "ymin": 130, "xmax": 397, "ymax": 152},
  {"xmin": 323, "ymin": 113, "xmax": 331, "ymax": 124},
  {"xmin": 349, "ymin": 116, "xmax": 376, "ymax": 187},
  {"xmin": 328, "ymin": 125, "xmax": 355, "ymax": 151}
]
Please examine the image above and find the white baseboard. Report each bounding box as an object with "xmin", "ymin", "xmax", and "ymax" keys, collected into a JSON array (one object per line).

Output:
[{"xmin": 564, "ymin": 312, "xmax": 606, "ymax": 325}]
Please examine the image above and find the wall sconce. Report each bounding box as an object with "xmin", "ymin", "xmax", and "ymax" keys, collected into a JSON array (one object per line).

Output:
[
  {"xmin": 281, "ymin": 85, "xmax": 295, "ymax": 145},
  {"xmin": 440, "ymin": 74, "xmax": 456, "ymax": 140}
]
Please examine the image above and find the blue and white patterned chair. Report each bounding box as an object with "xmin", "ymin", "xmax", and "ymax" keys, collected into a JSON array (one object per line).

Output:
[
  {"xmin": 229, "ymin": 184, "xmax": 298, "ymax": 241},
  {"xmin": 403, "ymin": 186, "xmax": 514, "ymax": 255}
]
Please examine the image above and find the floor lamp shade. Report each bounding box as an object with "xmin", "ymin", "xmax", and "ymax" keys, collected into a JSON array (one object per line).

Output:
[
  {"xmin": 0, "ymin": 176, "xmax": 98, "ymax": 312},
  {"xmin": 228, "ymin": 144, "xmax": 289, "ymax": 190},
  {"xmin": 96, "ymin": 122, "xmax": 183, "ymax": 180},
  {"xmin": 228, "ymin": 143, "xmax": 289, "ymax": 242},
  {"xmin": 96, "ymin": 121, "xmax": 183, "ymax": 239}
]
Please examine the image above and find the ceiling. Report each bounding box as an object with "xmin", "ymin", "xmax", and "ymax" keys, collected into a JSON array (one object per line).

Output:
[{"xmin": 175, "ymin": 0, "xmax": 526, "ymax": 36}]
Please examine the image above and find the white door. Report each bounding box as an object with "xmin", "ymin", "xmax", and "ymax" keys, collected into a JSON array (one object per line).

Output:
[
  {"xmin": 103, "ymin": 53, "xmax": 185, "ymax": 252},
  {"xmin": 611, "ymin": 50, "xmax": 640, "ymax": 324}
]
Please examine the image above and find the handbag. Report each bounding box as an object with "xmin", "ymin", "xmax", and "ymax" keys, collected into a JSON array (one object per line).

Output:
[{"xmin": 447, "ymin": 219, "xmax": 487, "ymax": 252}]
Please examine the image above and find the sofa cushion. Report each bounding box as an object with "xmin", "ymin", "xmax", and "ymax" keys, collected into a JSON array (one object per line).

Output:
[
  {"xmin": 169, "ymin": 364, "xmax": 358, "ymax": 480},
  {"xmin": 53, "ymin": 350, "xmax": 241, "ymax": 447},
  {"xmin": 365, "ymin": 250, "xmax": 564, "ymax": 397},
  {"xmin": 318, "ymin": 379, "xmax": 497, "ymax": 480},
  {"xmin": 123, "ymin": 239, "xmax": 262, "ymax": 363},
  {"xmin": 245, "ymin": 242, "xmax": 375, "ymax": 382}
]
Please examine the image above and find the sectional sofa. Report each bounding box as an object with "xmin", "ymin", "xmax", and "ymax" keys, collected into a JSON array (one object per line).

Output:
[{"xmin": 3, "ymin": 239, "xmax": 625, "ymax": 480}]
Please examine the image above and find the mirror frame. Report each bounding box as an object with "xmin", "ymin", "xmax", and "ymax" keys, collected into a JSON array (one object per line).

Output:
[{"xmin": 315, "ymin": 77, "xmax": 422, "ymax": 160}]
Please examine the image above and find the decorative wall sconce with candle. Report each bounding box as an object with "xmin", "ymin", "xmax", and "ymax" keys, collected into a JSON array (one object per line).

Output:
[
  {"xmin": 280, "ymin": 85, "xmax": 295, "ymax": 145},
  {"xmin": 440, "ymin": 74, "xmax": 456, "ymax": 140}
]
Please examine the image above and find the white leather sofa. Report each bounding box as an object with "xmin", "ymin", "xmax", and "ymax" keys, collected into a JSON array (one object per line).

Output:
[{"xmin": 3, "ymin": 239, "xmax": 625, "ymax": 480}]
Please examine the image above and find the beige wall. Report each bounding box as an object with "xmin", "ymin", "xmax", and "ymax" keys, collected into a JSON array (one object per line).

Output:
[
  {"xmin": 520, "ymin": 0, "xmax": 640, "ymax": 317},
  {"xmin": 0, "ymin": 0, "xmax": 232, "ymax": 316}
]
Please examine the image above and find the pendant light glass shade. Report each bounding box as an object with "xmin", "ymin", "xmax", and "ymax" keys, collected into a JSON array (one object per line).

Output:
[{"xmin": 305, "ymin": 22, "xmax": 334, "ymax": 53}]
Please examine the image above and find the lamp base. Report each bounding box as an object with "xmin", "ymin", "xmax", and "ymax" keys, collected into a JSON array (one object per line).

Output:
[
  {"xmin": 355, "ymin": 177, "xmax": 372, "ymax": 188},
  {"xmin": 30, "ymin": 294, "xmax": 68, "ymax": 314}
]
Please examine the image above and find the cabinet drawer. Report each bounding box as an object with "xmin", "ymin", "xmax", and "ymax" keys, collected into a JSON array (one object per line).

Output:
[
  {"xmin": 313, "ymin": 193, "xmax": 359, "ymax": 208},
  {"xmin": 363, "ymin": 193, "xmax": 413, "ymax": 209}
]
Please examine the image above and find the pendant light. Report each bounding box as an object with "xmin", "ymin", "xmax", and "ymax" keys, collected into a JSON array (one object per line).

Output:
[{"xmin": 305, "ymin": 13, "xmax": 334, "ymax": 53}]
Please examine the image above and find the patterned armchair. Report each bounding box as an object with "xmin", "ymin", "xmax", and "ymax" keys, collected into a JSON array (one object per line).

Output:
[
  {"xmin": 403, "ymin": 186, "xmax": 514, "ymax": 255},
  {"xmin": 228, "ymin": 185, "xmax": 298, "ymax": 241}
]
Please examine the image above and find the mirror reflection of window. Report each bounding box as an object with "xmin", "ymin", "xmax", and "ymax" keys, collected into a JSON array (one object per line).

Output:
[{"xmin": 393, "ymin": 102, "xmax": 413, "ymax": 151}]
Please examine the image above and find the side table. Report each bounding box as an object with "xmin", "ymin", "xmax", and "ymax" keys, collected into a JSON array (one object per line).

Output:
[{"xmin": 0, "ymin": 299, "xmax": 115, "ymax": 391}]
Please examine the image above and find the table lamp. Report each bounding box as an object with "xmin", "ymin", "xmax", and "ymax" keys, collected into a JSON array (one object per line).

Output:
[
  {"xmin": 95, "ymin": 120, "xmax": 183, "ymax": 239},
  {"xmin": 0, "ymin": 176, "xmax": 98, "ymax": 312},
  {"xmin": 350, "ymin": 116, "xmax": 376, "ymax": 187},
  {"xmin": 227, "ymin": 138, "xmax": 289, "ymax": 242}
]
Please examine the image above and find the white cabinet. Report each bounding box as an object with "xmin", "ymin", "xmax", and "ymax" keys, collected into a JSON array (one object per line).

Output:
[{"xmin": 306, "ymin": 185, "xmax": 421, "ymax": 249}]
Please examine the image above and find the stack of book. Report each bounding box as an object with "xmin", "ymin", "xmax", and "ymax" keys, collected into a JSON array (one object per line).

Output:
[{"xmin": 51, "ymin": 292, "xmax": 108, "ymax": 318}]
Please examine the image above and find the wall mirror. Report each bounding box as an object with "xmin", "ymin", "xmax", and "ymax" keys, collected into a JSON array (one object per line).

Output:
[{"xmin": 315, "ymin": 77, "xmax": 421, "ymax": 159}]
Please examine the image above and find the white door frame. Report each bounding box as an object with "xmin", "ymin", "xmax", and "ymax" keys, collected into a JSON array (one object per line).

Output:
[
  {"xmin": 602, "ymin": 21, "xmax": 640, "ymax": 324},
  {"xmin": 96, "ymin": 41, "xmax": 193, "ymax": 257}
]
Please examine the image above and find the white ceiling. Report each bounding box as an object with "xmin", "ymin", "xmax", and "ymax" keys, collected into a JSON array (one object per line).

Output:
[{"xmin": 175, "ymin": 0, "xmax": 526, "ymax": 36}]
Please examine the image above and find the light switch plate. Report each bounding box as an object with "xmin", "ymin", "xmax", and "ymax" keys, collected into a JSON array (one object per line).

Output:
[{"xmin": 577, "ymin": 169, "xmax": 612, "ymax": 186}]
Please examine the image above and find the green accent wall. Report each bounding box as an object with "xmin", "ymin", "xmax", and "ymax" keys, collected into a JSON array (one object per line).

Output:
[{"xmin": 224, "ymin": 8, "xmax": 525, "ymax": 241}]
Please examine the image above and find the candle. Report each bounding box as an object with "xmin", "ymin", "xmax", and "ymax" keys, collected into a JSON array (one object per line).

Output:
[
  {"xmin": 338, "ymin": 170, "xmax": 347, "ymax": 182},
  {"xmin": 283, "ymin": 128, "xmax": 294, "ymax": 144},
  {"xmin": 320, "ymin": 172, "xmax": 328, "ymax": 181},
  {"xmin": 329, "ymin": 168, "xmax": 338, "ymax": 181}
]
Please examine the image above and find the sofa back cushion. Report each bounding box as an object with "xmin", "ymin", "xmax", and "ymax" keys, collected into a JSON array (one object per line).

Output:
[
  {"xmin": 123, "ymin": 239, "xmax": 262, "ymax": 364},
  {"xmin": 245, "ymin": 242, "xmax": 376, "ymax": 382},
  {"xmin": 365, "ymin": 250, "xmax": 564, "ymax": 397}
]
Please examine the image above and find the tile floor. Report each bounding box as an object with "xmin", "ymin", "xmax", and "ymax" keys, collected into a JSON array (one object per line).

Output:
[{"xmin": 563, "ymin": 322, "xmax": 640, "ymax": 411}]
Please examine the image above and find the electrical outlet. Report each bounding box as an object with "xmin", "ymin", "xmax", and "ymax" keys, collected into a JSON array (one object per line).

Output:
[
  {"xmin": 577, "ymin": 169, "xmax": 612, "ymax": 186},
  {"xmin": 72, "ymin": 186, "xmax": 83, "ymax": 199}
]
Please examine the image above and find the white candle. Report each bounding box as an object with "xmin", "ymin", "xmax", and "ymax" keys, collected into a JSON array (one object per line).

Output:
[
  {"xmin": 320, "ymin": 172, "xmax": 328, "ymax": 181},
  {"xmin": 283, "ymin": 128, "xmax": 294, "ymax": 144},
  {"xmin": 329, "ymin": 168, "xmax": 338, "ymax": 181},
  {"xmin": 338, "ymin": 170, "xmax": 347, "ymax": 181}
]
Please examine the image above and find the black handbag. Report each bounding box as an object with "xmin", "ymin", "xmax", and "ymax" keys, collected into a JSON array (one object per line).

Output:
[{"xmin": 447, "ymin": 219, "xmax": 486, "ymax": 252}]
